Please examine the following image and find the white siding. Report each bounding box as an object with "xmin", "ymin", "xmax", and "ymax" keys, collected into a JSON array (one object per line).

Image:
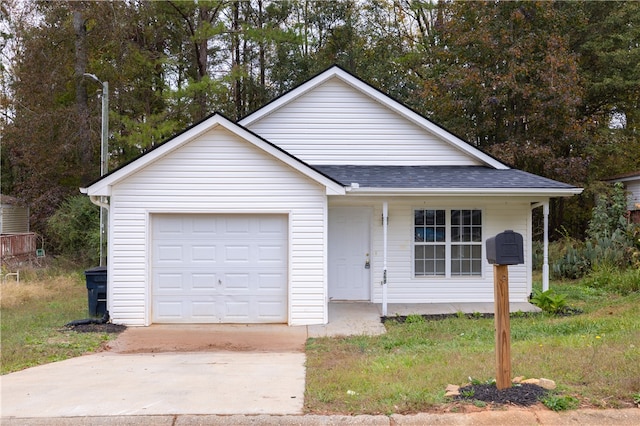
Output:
[
  {"xmin": 108, "ymin": 127, "xmax": 327, "ymax": 326},
  {"xmin": 329, "ymin": 197, "xmax": 533, "ymax": 304},
  {"xmin": 624, "ymin": 179, "xmax": 640, "ymax": 211},
  {"xmin": 246, "ymin": 79, "xmax": 482, "ymax": 166}
]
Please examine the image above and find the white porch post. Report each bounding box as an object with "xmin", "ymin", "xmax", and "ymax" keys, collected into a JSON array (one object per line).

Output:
[
  {"xmin": 542, "ymin": 201, "xmax": 550, "ymax": 292},
  {"xmin": 382, "ymin": 201, "xmax": 388, "ymax": 316}
]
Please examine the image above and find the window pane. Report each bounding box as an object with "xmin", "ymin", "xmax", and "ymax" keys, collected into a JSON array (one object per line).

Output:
[
  {"xmin": 436, "ymin": 259, "xmax": 445, "ymax": 275},
  {"xmin": 472, "ymin": 210, "xmax": 482, "ymax": 225},
  {"xmin": 451, "ymin": 210, "xmax": 460, "ymax": 225},
  {"xmin": 425, "ymin": 245, "xmax": 434, "ymax": 258},
  {"xmin": 415, "ymin": 245, "xmax": 424, "ymax": 258},
  {"xmin": 435, "ymin": 226, "xmax": 446, "ymax": 242},
  {"xmin": 425, "ymin": 260, "xmax": 434, "ymax": 274},
  {"xmin": 472, "ymin": 260, "xmax": 482, "ymax": 274},
  {"xmin": 425, "ymin": 210, "xmax": 435, "ymax": 225},
  {"xmin": 463, "ymin": 210, "xmax": 472, "ymax": 225},
  {"xmin": 415, "ymin": 210, "xmax": 425, "ymax": 226},
  {"xmin": 472, "ymin": 245, "xmax": 482, "ymax": 259},
  {"xmin": 415, "ymin": 260, "xmax": 424, "ymax": 275},
  {"xmin": 436, "ymin": 210, "xmax": 445, "ymax": 225},
  {"xmin": 436, "ymin": 245, "xmax": 445, "ymax": 258},
  {"xmin": 451, "ymin": 259, "xmax": 460, "ymax": 274},
  {"xmin": 415, "ymin": 227, "xmax": 425, "ymax": 242},
  {"xmin": 460, "ymin": 259, "xmax": 471, "ymax": 274},
  {"xmin": 425, "ymin": 228, "xmax": 434, "ymax": 242},
  {"xmin": 451, "ymin": 227, "xmax": 460, "ymax": 242},
  {"xmin": 472, "ymin": 227, "xmax": 482, "ymax": 242}
]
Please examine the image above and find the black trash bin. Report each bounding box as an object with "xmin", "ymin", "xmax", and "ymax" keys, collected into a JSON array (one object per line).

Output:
[{"xmin": 85, "ymin": 266, "xmax": 107, "ymax": 317}]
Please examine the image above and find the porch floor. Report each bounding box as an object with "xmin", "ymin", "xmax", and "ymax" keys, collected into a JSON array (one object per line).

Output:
[{"xmin": 307, "ymin": 301, "xmax": 541, "ymax": 338}]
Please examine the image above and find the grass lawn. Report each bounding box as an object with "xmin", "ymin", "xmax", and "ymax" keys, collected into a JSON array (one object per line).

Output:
[
  {"xmin": 3, "ymin": 267, "xmax": 639, "ymax": 414},
  {"xmin": 305, "ymin": 279, "xmax": 640, "ymax": 414},
  {"xmin": 1, "ymin": 268, "xmax": 118, "ymax": 374}
]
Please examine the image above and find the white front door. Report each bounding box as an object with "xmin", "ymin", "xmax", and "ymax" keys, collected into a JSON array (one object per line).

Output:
[
  {"xmin": 328, "ymin": 207, "xmax": 371, "ymax": 300},
  {"xmin": 151, "ymin": 214, "xmax": 288, "ymax": 323}
]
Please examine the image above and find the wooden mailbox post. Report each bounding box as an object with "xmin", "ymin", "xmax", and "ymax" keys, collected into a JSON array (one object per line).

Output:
[{"xmin": 486, "ymin": 230, "xmax": 524, "ymax": 390}]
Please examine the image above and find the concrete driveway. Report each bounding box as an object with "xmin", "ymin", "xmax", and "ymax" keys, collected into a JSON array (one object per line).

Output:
[{"xmin": 1, "ymin": 325, "xmax": 307, "ymax": 418}]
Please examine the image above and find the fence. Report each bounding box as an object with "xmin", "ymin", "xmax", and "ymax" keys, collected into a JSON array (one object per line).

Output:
[{"xmin": 1, "ymin": 233, "xmax": 37, "ymax": 260}]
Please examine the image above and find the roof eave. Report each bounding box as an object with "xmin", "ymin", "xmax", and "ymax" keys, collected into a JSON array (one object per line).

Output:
[{"xmin": 341, "ymin": 187, "xmax": 584, "ymax": 197}]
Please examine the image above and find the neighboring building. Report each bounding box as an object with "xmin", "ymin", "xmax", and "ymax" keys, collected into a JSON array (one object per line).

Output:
[
  {"xmin": 608, "ymin": 170, "xmax": 640, "ymax": 223},
  {"xmin": 0, "ymin": 195, "xmax": 29, "ymax": 234},
  {"xmin": 81, "ymin": 66, "xmax": 582, "ymax": 327},
  {"xmin": 0, "ymin": 194, "xmax": 36, "ymax": 261}
]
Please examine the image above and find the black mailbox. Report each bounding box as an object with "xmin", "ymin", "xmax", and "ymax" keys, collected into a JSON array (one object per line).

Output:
[{"xmin": 486, "ymin": 230, "xmax": 524, "ymax": 265}]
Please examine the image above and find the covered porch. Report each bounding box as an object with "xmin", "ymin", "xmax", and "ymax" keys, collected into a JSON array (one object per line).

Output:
[{"xmin": 307, "ymin": 301, "xmax": 541, "ymax": 338}]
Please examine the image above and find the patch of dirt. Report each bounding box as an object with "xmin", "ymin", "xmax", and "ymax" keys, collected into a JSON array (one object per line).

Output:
[
  {"xmin": 65, "ymin": 323, "xmax": 127, "ymax": 334},
  {"xmin": 455, "ymin": 383, "xmax": 549, "ymax": 407},
  {"xmin": 105, "ymin": 324, "xmax": 307, "ymax": 353}
]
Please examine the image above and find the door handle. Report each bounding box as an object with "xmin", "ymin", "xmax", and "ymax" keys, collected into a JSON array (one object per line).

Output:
[{"xmin": 365, "ymin": 253, "xmax": 370, "ymax": 269}]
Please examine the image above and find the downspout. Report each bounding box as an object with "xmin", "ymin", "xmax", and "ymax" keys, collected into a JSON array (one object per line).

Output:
[
  {"xmin": 89, "ymin": 195, "xmax": 109, "ymax": 267},
  {"xmin": 382, "ymin": 201, "xmax": 388, "ymax": 317}
]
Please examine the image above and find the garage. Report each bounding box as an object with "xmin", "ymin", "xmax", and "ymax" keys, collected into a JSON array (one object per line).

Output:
[{"xmin": 151, "ymin": 214, "xmax": 288, "ymax": 323}]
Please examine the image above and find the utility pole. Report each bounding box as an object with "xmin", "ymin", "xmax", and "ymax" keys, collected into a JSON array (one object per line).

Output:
[{"xmin": 83, "ymin": 73, "xmax": 108, "ymax": 267}]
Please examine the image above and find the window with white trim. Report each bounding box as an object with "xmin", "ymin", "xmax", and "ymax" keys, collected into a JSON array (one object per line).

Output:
[{"xmin": 414, "ymin": 209, "xmax": 482, "ymax": 277}]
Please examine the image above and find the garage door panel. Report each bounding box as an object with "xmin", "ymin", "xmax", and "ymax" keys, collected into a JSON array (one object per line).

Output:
[
  {"xmin": 223, "ymin": 273, "xmax": 250, "ymax": 290},
  {"xmin": 258, "ymin": 273, "xmax": 286, "ymax": 290},
  {"xmin": 154, "ymin": 300, "xmax": 184, "ymax": 320},
  {"xmin": 258, "ymin": 245, "xmax": 286, "ymax": 262},
  {"xmin": 220, "ymin": 296, "xmax": 286, "ymax": 323},
  {"xmin": 191, "ymin": 215, "xmax": 218, "ymax": 235},
  {"xmin": 156, "ymin": 245, "xmax": 183, "ymax": 262},
  {"xmin": 191, "ymin": 245, "xmax": 216, "ymax": 262},
  {"xmin": 152, "ymin": 214, "xmax": 287, "ymax": 323},
  {"xmin": 192, "ymin": 273, "xmax": 218, "ymax": 289},
  {"xmin": 224, "ymin": 217, "xmax": 251, "ymax": 234},
  {"xmin": 156, "ymin": 273, "xmax": 184, "ymax": 290},
  {"xmin": 224, "ymin": 245, "xmax": 250, "ymax": 262},
  {"xmin": 257, "ymin": 300, "xmax": 287, "ymax": 319},
  {"xmin": 191, "ymin": 301, "xmax": 217, "ymax": 318}
]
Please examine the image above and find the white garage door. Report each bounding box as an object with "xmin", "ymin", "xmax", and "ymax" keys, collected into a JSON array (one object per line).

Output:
[{"xmin": 152, "ymin": 214, "xmax": 288, "ymax": 323}]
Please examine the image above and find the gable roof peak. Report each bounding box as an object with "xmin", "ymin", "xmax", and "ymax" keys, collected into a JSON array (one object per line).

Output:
[{"xmin": 239, "ymin": 66, "xmax": 508, "ymax": 170}]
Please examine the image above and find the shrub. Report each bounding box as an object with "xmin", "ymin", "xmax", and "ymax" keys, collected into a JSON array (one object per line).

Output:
[
  {"xmin": 530, "ymin": 289, "xmax": 568, "ymax": 314},
  {"xmin": 583, "ymin": 267, "xmax": 640, "ymax": 295},
  {"xmin": 47, "ymin": 195, "xmax": 100, "ymax": 264},
  {"xmin": 552, "ymin": 183, "xmax": 640, "ymax": 279}
]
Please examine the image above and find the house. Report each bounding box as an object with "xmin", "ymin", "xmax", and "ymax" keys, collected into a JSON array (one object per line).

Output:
[
  {"xmin": 80, "ymin": 66, "xmax": 582, "ymax": 326},
  {"xmin": 607, "ymin": 171, "xmax": 640, "ymax": 223}
]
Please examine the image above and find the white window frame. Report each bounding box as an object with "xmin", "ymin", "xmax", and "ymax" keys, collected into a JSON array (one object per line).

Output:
[{"xmin": 413, "ymin": 208, "xmax": 483, "ymax": 278}]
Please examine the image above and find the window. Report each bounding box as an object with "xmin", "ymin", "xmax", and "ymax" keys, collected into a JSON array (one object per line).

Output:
[
  {"xmin": 414, "ymin": 209, "xmax": 482, "ymax": 277},
  {"xmin": 414, "ymin": 210, "xmax": 446, "ymax": 276},
  {"xmin": 451, "ymin": 210, "xmax": 483, "ymax": 275}
]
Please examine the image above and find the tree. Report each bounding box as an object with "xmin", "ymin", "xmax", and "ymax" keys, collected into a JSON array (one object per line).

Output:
[{"xmin": 414, "ymin": 1, "xmax": 592, "ymax": 184}]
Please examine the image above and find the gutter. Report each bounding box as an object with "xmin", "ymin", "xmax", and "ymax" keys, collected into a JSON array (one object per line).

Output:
[
  {"xmin": 89, "ymin": 195, "xmax": 109, "ymax": 210},
  {"xmin": 343, "ymin": 187, "xmax": 584, "ymax": 197}
]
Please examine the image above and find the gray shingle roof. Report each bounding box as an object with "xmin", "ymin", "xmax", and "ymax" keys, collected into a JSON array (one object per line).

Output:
[{"xmin": 313, "ymin": 165, "xmax": 577, "ymax": 189}]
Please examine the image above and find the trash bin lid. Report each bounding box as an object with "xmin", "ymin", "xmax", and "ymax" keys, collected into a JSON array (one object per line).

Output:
[{"xmin": 85, "ymin": 266, "xmax": 107, "ymax": 274}]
